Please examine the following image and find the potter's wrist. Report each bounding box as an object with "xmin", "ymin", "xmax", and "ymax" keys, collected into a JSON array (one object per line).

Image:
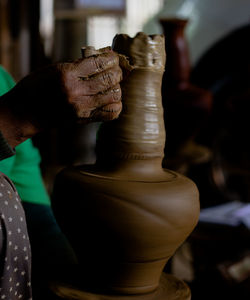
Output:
[
  {"xmin": 2, "ymin": 65, "xmax": 65, "ymax": 131},
  {"xmin": 13, "ymin": 64, "xmax": 70, "ymax": 128},
  {"xmin": 0, "ymin": 130, "xmax": 16, "ymax": 160},
  {"xmin": 0, "ymin": 92, "xmax": 38, "ymax": 148}
]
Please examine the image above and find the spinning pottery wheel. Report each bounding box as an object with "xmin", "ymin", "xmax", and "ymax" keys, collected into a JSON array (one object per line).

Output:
[
  {"xmin": 51, "ymin": 273, "xmax": 191, "ymax": 300},
  {"xmin": 51, "ymin": 32, "xmax": 199, "ymax": 300}
]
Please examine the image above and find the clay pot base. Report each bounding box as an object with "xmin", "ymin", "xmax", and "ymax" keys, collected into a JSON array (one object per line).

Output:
[{"xmin": 50, "ymin": 273, "xmax": 191, "ymax": 300}]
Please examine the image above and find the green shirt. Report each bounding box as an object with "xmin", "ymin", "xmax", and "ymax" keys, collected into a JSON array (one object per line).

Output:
[{"xmin": 0, "ymin": 66, "xmax": 50, "ymax": 205}]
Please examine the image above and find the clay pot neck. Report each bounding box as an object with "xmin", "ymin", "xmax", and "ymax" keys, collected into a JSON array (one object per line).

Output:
[
  {"xmin": 96, "ymin": 33, "xmax": 166, "ymax": 167},
  {"xmin": 96, "ymin": 67, "xmax": 165, "ymax": 164}
]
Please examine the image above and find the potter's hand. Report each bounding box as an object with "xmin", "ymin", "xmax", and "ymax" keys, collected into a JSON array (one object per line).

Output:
[
  {"xmin": 0, "ymin": 50, "xmax": 122, "ymax": 147},
  {"xmin": 59, "ymin": 49, "xmax": 122, "ymax": 121}
]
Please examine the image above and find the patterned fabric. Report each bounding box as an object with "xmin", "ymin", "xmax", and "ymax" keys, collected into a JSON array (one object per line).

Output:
[{"xmin": 0, "ymin": 173, "xmax": 32, "ymax": 300}]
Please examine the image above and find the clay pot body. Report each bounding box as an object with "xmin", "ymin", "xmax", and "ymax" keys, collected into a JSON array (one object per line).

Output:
[
  {"xmin": 52, "ymin": 33, "xmax": 200, "ymax": 296},
  {"xmin": 159, "ymin": 18, "xmax": 213, "ymax": 159}
]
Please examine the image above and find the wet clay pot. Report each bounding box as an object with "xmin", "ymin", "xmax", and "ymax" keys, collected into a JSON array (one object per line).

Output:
[
  {"xmin": 52, "ymin": 33, "xmax": 200, "ymax": 297},
  {"xmin": 159, "ymin": 18, "xmax": 213, "ymax": 161}
]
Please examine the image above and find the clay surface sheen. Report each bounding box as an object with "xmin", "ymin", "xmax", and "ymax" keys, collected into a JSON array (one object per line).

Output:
[{"xmin": 52, "ymin": 32, "xmax": 200, "ymax": 299}]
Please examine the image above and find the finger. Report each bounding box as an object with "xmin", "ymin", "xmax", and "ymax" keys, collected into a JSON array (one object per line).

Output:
[
  {"xmin": 73, "ymin": 84, "xmax": 121, "ymax": 118},
  {"xmin": 98, "ymin": 46, "xmax": 113, "ymax": 54},
  {"xmin": 93, "ymin": 84, "xmax": 122, "ymax": 107},
  {"xmin": 76, "ymin": 101, "xmax": 122, "ymax": 123},
  {"xmin": 92, "ymin": 101, "xmax": 122, "ymax": 122},
  {"xmin": 83, "ymin": 66, "xmax": 123, "ymax": 95},
  {"xmin": 77, "ymin": 51, "xmax": 120, "ymax": 78},
  {"xmin": 81, "ymin": 46, "xmax": 111, "ymax": 58}
]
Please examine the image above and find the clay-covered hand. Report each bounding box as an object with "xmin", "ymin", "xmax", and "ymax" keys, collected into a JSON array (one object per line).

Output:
[
  {"xmin": 59, "ymin": 50, "xmax": 122, "ymax": 122},
  {"xmin": 0, "ymin": 49, "xmax": 122, "ymax": 147}
]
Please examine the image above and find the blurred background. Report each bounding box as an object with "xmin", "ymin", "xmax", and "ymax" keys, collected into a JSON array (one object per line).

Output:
[{"xmin": 1, "ymin": 0, "xmax": 250, "ymax": 299}]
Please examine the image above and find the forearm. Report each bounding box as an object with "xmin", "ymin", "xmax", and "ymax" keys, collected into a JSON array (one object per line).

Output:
[
  {"xmin": 0, "ymin": 50, "xmax": 122, "ymax": 148},
  {"xmin": 0, "ymin": 88, "xmax": 39, "ymax": 148},
  {"xmin": 0, "ymin": 65, "xmax": 67, "ymax": 148}
]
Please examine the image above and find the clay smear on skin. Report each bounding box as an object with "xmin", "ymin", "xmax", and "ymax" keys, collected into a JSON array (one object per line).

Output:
[{"xmin": 80, "ymin": 46, "xmax": 133, "ymax": 113}]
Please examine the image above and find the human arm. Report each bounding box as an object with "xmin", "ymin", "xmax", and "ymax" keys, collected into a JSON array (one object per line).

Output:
[{"xmin": 0, "ymin": 50, "xmax": 122, "ymax": 148}]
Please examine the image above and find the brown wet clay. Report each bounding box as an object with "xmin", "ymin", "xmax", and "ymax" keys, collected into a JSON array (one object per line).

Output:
[
  {"xmin": 52, "ymin": 32, "xmax": 200, "ymax": 298},
  {"xmin": 159, "ymin": 18, "xmax": 213, "ymax": 160},
  {"xmin": 51, "ymin": 273, "xmax": 191, "ymax": 300}
]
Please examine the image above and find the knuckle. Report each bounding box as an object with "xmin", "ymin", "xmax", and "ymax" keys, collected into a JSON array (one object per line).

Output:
[
  {"xmin": 92, "ymin": 101, "xmax": 122, "ymax": 122},
  {"xmin": 110, "ymin": 53, "xmax": 120, "ymax": 66},
  {"xmin": 92, "ymin": 56, "xmax": 105, "ymax": 72},
  {"xmin": 85, "ymin": 95, "xmax": 94, "ymax": 108},
  {"xmin": 101, "ymin": 67, "xmax": 122, "ymax": 87},
  {"xmin": 97, "ymin": 86, "xmax": 121, "ymax": 105},
  {"xmin": 84, "ymin": 81, "xmax": 97, "ymax": 95},
  {"xmin": 101, "ymin": 71, "xmax": 114, "ymax": 87},
  {"xmin": 111, "ymin": 87, "xmax": 122, "ymax": 102},
  {"xmin": 72, "ymin": 96, "xmax": 94, "ymax": 118},
  {"xmin": 93, "ymin": 53, "xmax": 119, "ymax": 72}
]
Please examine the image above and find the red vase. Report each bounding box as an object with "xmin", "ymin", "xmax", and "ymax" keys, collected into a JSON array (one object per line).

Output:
[{"xmin": 159, "ymin": 18, "xmax": 213, "ymax": 165}]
